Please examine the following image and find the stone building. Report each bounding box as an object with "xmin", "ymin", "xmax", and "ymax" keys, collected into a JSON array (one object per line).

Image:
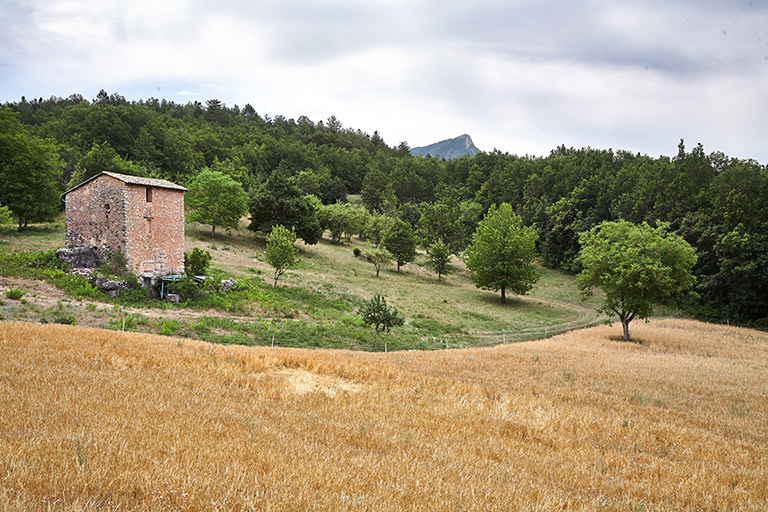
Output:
[{"xmin": 61, "ymin": 172, "xmax": 187, "ymax": 279}]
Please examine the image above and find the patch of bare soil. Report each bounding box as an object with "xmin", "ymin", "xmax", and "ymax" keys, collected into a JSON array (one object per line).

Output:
[{"xmin": 0, "ymin": 277, "xmax": 70, "ymax": 308}]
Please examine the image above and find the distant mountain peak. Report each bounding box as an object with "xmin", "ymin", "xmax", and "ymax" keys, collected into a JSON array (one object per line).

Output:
[{"xmin": 411, "ymin": 134, "xmax": 480, "ymax": 159}]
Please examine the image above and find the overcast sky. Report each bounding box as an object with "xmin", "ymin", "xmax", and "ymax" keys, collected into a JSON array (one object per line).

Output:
[{"xmin": 2, "ymin": 0, "xmax": 767, "ymax": 162}]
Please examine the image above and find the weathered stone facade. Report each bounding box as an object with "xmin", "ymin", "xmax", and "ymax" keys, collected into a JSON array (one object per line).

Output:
[{"xmin": 62, "ymin": 172, "xmax": 187, "ymax": 277}]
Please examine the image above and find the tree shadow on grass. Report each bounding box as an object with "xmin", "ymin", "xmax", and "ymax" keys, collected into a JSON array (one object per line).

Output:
[{"xmin": 473, "ymin": 290, "xmax": 527, "ymax": 308}]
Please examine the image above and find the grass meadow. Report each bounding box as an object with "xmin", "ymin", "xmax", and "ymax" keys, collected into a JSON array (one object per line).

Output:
[
  {"xmin": 1, "ymin": 318, "xmax": 766, "ymax": 511},
  {"xmin": 2, "ymin": 218, "xmax": 605, "ymax": 349}
]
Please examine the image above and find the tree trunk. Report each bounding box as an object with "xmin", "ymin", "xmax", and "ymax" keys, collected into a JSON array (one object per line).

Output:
[
  {"xmin": 211, "ymin": 225, "xmax": 216, "ymax": 238},
  {"xmin": 621, "ymin": 318, "xmax": 631, "ymax": 341},
  {"xmin": 501, "ymin": 286, "xmax": 506, "ymax": 304}
]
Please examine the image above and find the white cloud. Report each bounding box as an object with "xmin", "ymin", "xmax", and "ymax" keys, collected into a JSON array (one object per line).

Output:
[{"xmin": 1, "ymin": 0, "xmax": 767, "ymax": 161}]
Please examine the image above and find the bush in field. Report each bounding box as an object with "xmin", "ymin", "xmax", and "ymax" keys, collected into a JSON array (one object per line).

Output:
[
  {"xmin": 5, "ymin": 287, "xmax": 26, "ymax": 300},
  {"xmin": 185, "ymin": 247, "xmax": 212, "ymax": 276},
  {"xmin": 166, "ymin": 276, "xmax": 203, "ymax": 301},
  {"xmin": 0, "ymin": 250, "xmax": 69, "ymax": 280}
]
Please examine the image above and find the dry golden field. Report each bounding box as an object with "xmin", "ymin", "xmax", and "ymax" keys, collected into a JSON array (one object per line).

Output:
[{"xmin": 1, "ymin": 318, "xmax": 766, "ymax": 511}]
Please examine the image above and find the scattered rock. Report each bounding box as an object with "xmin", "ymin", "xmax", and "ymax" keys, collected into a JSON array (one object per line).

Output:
[
  {"xmin": 220, "ymin": 279, "xmax": 237, "ymax": 293},
  {"xmin": 71, "ymin": 268, "xmax": 95, "ymax": 278},
  {"xmin": 92, "ymin": 276, "xmax": 126, "ymax": 297},
  {"xmin": 165, "ymin": 293, "xmax": 180, "ymax": 303},
  {"xmin": 94, "ymin": 276, "xmax": 123, "ymax": 291}
]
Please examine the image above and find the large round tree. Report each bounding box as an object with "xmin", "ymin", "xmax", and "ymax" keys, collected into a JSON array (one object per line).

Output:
[
  {"xmin": 381, "ymin": 218, "xmax": 417, "ymax": 272},
  {"xmin": 576, "ymin": 220, "xmax": 697, "ymax": 341},
  {"xmin": 186, "ymin": 169, "xmax": 249, "ymax": 238},
  {"xmin": 248, "ymin": 171, "xmax": 323, "ymax": 245},
  {"xmin": 464, "ymin": 203, "xmax": 539, "ymax": 303},
  {"xmin": 0, "ymin": 107, "xmax": 61, "ymax": 228}
]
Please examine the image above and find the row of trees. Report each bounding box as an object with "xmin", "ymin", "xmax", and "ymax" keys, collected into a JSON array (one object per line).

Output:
[{"xmin": 2, "ymin": 93, "xmax": 766, "ymax": 327}]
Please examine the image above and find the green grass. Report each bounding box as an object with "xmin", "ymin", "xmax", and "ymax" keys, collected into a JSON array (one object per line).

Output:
[
  {"xmin": 0, "ymin": 219, "xmax": 65, "ymax": 253},
  {"xmin": 2, "ymin": 218, "xmax": 608, "ymax": 350}
]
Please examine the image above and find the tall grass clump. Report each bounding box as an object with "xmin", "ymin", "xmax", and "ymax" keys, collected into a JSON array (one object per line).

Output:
[{"xmin": 4, "ymin": 287, "xmax": 26, "ymax": 300}]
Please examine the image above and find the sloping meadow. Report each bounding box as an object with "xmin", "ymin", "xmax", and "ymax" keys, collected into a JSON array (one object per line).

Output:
[{"xmin": 1, "ymin": 318, "xmax": 766, "ymax": 511}]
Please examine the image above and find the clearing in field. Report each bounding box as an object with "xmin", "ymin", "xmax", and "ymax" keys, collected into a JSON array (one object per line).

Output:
[{"xmin": 1, "ymin": 318, "xmax": 766, "ymax": 511}]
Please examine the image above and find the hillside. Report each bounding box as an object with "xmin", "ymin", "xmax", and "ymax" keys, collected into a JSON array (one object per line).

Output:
[
  {"xmin": 1, "ymin": 318, "xmax": 766, "ymax": 511},
  {"xmin": 4, "ymin": 97, "xmax": 768, "ymax": 326},
  {"xmin": 0, "ymin": 219, "xmax": 605, "ymax": 350},
  {"xmin": 410, "ymin": 134, "xmax": 481, "ymax": 159}
]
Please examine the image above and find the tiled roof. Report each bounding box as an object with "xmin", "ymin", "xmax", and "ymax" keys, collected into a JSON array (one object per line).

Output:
[{"xmin": 62, "ymin": 171, "xmax": 187, "ymax": 196}]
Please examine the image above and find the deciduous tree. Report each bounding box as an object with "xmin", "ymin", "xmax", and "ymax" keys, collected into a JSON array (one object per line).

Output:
[
  {"xmin": 186, "ymin": 169, "xmax": 249, "ymax": 238},
  {"xmin": 0, "ymin": 107, "xmax": 61, "ymax": 228},
  {"xmin": 249, "ymin": 171, "xmax": 323, "ymax": 245},
  {"xmin": 67, "ymin": 142, "xmax": 145, "ymax": 188},
  {"xmin": 576, "ymin": 220, "xmax": 697, "ymax": 341},
  {"xmin": 417, "ymin": 201, "xmax": 461, "ymax": 251},
  {"xmin": 366, "ymin": 247, "xmax": 393, "ymax": 277},
  {"xmin": 382, "ymin": 218, "xmax": 417, "ymax": 272},
  {"xmin": 464, "ymin": 203, "xmax": 539, "ymax": 303},
  {"xmin": 426, "ymin": 242, "xmax": 456, "ymax": 281},
  {"xmin": 361, "ymin": 166, "xmax": 395, "ymax": 213},
  {"xmin": 264, "ymin": 224, "xmax": 298, "ymax": 287},
  {"xmin": 359, "ymin": 293, "xmax": 404, "ymax": 351}
]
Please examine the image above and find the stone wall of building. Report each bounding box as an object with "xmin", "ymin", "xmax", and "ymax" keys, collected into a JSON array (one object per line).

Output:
[
  {"xmin": 64, "ymin": 174, "xmax": 128, "ymax": 256},
  {"xmin": 124, "ymin": 184, "xmax": 185, "ymax": 276},
  {"xmin": 64, "ymin": 175, "xmax": 185, "ymax": 277}
]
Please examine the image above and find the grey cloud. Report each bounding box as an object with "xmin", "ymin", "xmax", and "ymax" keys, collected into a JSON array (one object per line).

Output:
[{"xmin": 1, "ymin": 0, "xmax": 767, "ymax": 162}]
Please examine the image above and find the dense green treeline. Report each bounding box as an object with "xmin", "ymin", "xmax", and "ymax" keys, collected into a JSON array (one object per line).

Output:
[{"xmin": 2, "ymin": 92, "xmax": 767, "ymax": 327}]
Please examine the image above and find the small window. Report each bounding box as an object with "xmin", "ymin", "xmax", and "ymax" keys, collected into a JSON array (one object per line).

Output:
[
  {"xmin": 146, "ymin": 187, "xmax": 153, "ymax": 202},
  {"xmin": 104, "ymin": 203, "xmax": 110, "ymax": 211},
  {"xmin": 146, "ymin": 219, "xmax": 152, "ymax": 235}
]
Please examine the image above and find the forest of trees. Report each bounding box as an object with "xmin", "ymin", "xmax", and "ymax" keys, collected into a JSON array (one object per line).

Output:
[{"xmin": 1, "ymin": 91, "xmax": 767, "ymax": 327}]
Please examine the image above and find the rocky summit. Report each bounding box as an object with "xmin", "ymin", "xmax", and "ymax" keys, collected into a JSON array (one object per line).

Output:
[{"xmin": 410, "ymin": 134, "xmax": 480, "ymax": 159}]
